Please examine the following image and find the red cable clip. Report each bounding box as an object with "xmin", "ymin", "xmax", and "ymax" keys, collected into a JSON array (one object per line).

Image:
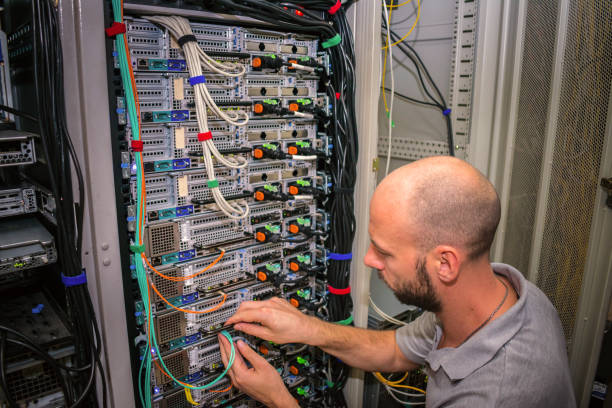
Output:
[
  {"xmin": 105, "ymin": 22, "xmax": 126, "ymax": 37},
  {"xmin": 328, "ymin": 0, "xmax": 341, "ymax": 15},
  {"xmin": 335, "ymin": 92, "xmax": 340, "ymax": 100},
  {"xmin": 328, "ymin": 284, "xmax": 350, "ymax": 295},
  {"xmin": 197, "ymin": 131, "xmax": 213, "ymax": 142},
  {"xmin": 131, "ymin": 140, "xmax": 143, "ymax": 152}
]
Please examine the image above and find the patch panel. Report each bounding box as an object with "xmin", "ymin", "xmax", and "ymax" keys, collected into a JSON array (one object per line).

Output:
[
  {"xmin": 133, "ymin": 72, "xmax": 318, "ymax": 111},
  {"xmin": 125, "ymin": 120, "xmax": 318, "ymax": 175},
  {"xmin": 124, "ymin": 18, "xmax": 319, "ymax": 73},
  {"xmin": 0, "ymin": 185, "xmax": 37, "ymax": 218}
]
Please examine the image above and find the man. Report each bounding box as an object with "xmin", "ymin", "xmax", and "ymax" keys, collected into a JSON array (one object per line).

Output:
[{"xmin": 218, "ymin": 157, "xmax": 576, "ymax": 407}]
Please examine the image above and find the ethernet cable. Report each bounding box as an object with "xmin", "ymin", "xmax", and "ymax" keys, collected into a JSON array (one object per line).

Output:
[{"xmin": 146, "ymin": 15, "xmax": 250, "ymax": 220}]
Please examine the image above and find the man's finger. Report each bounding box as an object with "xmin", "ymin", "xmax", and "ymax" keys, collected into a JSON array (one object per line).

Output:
[
  {"xmin": 218, "ymin": 334, "xmax": 232, "ymax": 377},
  {"xmin": 233, "ymin": 322, "xmax": 273, "ymax": 340},
  {"xmin": 225, "ymin": 308, "xmax": 271, "ymax": 327},
  {"xmin": 236, "ymin": 340, "xmax": 270, "ymax": 370},
  {"xmin": 219, "ymin": 334, "xmax": 248, "ymax": 375}
]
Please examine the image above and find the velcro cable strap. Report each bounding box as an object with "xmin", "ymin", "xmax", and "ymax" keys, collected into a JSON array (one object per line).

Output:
[
  {"xmin": 105, "ymin": 22, "xmax": 126, "ymax": 37},
  {"xmin": 62, "ymin": 270, "xmax": 87, "ymax": 288},
  {"xmin": 328, "ymin": 284, "xmax": 350, "ymax": 295},
  {"xmin": 178, "ymin": 34, "xmax": 197, "ymax": 47},
  {"xmin": 197, "ymin": 131, "xmax": 213, "ymax": 141},
  {"xmin": 189, "ymin": 75, "xmax": 206, "ymax": 86},
  {"xmin": 130, "ymin": 244, "xmax": 145, "ymax": 254},
  {"xmin": 131, "ymin": 140, "xmax": 144, "ymax": 152},
  {"xmin": 443, "ymin": 108, "xmax": 452, "ymax": 116},
  {"xmin": 328, "ymin": 0, "xmax": 341, "ymax": 15},
  {"xmin": 322, "ymin": 34, "xmax": 341, "ymax": 49},
  {"xmin": 329, "ymin": 252, "xmax": 352, "ymax": 261},
  {"xmin": 335, "ymin": 315, "xmax": 353, "ymax": 325},
  {"xmin": 207, "ymin": 179, "xmax": 219, "ymax": 188}
]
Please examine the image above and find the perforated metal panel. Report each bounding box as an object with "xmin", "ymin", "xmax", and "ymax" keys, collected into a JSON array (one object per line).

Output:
[
  {"xmin": 152, "ymin": 267, "xmax": 182, "ymax": 301},
  {"xmin": 145, "ymin": 222, "xmax": 180, "ymax": 257},
  {"xmin": 154, "ymin": 311, "xmax": 185, "ymax": 344},
  {"xmin": 501, "ymin": 1, "xmax": 559, "ymax": 274},
  {"xmin": 535, "ymin": 0, "xmax": 612, "ymax": 351},
  {"xmin": 154, "ymin": 350, "xmax": 188, "ymax": 385},
  {"xmin": 501, "ymin": 0, "xmax": 612, "ymax": 353}
]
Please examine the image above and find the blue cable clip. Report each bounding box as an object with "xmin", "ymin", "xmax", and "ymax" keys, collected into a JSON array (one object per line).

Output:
[
  {"xmin": 32, "ymin": 304, "xmax": 44, "ymax": 314},
  {"xmin": 61, "ymin": 269, "xmax": 87, "ymax": 288},
  {"xmin": 189, "ymin": 75, "xmax": 206, "ymax": 86},
  {"xmin": 329, "ymin": 252, "xmax": 352, "ymax": 261},
  {"xmin": 443, "ymin": 108, "xmax": 451, "ymax": 116}
]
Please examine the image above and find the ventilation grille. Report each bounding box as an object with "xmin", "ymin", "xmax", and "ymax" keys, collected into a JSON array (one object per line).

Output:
[
  {"xmin": 152, "ymin": 267, "xmax": 182, "ymax": 301},
  {"xmin": 501, "ymin": 0, "xmax": 559, "ymax": 274},
  {"xmin": 146, "ymin": 222, "xmax": 179, "ymax": 257},
  {"xmin": 154, "ymin": 350, "xmax": 188, "ymax": 385},
  {"xmin": 535, "ymin": 0, "xmax": 612, "ymax": 352},
  {"xmin": 154, "ymin": 312, "xmax": 185, "ymax": 344}
]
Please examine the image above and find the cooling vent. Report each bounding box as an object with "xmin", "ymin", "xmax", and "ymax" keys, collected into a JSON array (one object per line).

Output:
[
  {"xmin": 154, "ymin": 350, "xmax": 188, "ymax": 385},
  {"xmin": 145, "ymin": 222, "xmax": 179, "ymax": 257},
  {"xmin": 154, "ymin": 312, "xmax": 185, "ymax": 344}
]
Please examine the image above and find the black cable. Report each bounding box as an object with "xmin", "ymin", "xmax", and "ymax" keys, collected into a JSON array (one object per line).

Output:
[
  {"xmin": 0, "ymin": 104, "xmax": 39, "ymax": 122},
  {"xmin": 0, "ymin": 333, "xmax": 18, "ymax": 408}
]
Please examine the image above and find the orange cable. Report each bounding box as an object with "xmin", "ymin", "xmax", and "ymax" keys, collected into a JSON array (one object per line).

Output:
[
  {"xmin": 142, "ymin": 250, "xmax": 225, "ymax": 282},
  {"xmin": 147, "ymin": 276, "xmax": 227, "ymax": 314},
  {"xmin": 209, "ymin": 384, "xmax": 232, "ymax": 393}
]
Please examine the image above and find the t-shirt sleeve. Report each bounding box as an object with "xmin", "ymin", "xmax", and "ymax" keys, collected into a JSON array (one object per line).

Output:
[{"xmin": 395, "ymin": 311, "xmax": 437, "ymax": 365}]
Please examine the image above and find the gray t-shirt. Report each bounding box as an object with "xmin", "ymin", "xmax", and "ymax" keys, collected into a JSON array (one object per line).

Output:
[{"xmin": 395, "ymin": 263, "xmax": 576, "ymax": 407}]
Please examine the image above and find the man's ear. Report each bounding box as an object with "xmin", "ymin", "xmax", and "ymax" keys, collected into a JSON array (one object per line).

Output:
[{"xmin": 431, "ymin": 245, "xmax": 461, "ymax": 284}]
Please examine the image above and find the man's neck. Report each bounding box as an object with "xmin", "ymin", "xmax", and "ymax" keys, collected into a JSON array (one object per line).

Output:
[{"xmin": 436, "ymin": 262, "xmax": 517, "ymax": 349}]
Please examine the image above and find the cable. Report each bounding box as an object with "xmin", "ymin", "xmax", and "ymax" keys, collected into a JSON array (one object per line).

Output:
[
  {"xmin": 382, "ymin": 0, "xmax": 395, "ymax": 177},
  {"xmin": 382, "ymin": 0, "xmax": 421, "ymax": 49},
  {"xmin": 0, "ymin": 332, "xmax": 18, "ymax": 408},
  {"xmin": 385, "ymin": 0, "xmax": 413, "ymax": 7},
  {"xmin": 368, "ymin": 297, "xmax": 407, "ymax": 326},
  {"xmin": 0, "ymin": 104, "xmax": 38, "ymax": 122}
]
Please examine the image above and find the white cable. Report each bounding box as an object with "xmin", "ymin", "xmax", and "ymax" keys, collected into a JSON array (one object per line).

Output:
[
  {"xmin": 369, "ymin": 296, "xmax": 407, "ymax": 326},
  {"xmin": 290, "ymin": 155, "xmax": 318, "ymax": 161},
  {"xmin": 384, "ymin": 384, "xmax": 426, "ymax": 405},
  {"xmin": 146, "ymin": 15, "xmax": 250, "ymax": 219},
  {"xmin": 382, "ymin": 3, "xmax": 395, "ymax": 177},
  {"xmin": 385, "ymin": 386, "xmax": 426, "ymax": 398}
]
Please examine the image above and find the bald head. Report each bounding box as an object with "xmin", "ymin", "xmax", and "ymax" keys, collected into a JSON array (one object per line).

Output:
[{"xmin": 372, "ymin": 157, "xmax": 501, "ymax": 260}]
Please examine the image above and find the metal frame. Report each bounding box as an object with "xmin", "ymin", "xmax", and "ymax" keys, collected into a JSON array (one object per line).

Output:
[
  {"xmin": 347, "ymin": 1, "xmax": 381, "ymax": 407},
  {"xmin": 59, "ymin": 1, "xmax": 134, "ymax": 406},
  {"xmin": 490, "ymin": 0, "xmax": 528, "ymax": 261},
  {"xmin": 570, "ymin": 87, "xmax": 612, "ymax": 407}
]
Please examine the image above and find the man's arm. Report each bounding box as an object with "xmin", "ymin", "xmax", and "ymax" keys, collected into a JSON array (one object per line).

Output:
[{"xmin": 225, "ymin": 297, "xmax": 419, "ymax": 373}]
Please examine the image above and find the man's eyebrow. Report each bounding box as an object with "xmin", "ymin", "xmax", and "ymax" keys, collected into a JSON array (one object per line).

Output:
[{"xmin": 371, "ymin": 239, "xmax": 390, "ymax": 254}]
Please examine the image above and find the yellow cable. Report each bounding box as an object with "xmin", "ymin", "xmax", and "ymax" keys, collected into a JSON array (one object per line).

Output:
[
  {"xmin": 386, "ymin": 0, "xmax": 412, "ymax": 8},
  {"xmin": 185, "ymin": 389, "xmax": 198, "ymax": 406},
  {"xmin": 381, "ymin": 0, "xmax": 395, "ymax": 112},
  {"xmin": 382, "ymin": 0, "xmax": 421, "ymax": 49},
  {"xmin": 373, "ymin": 372, "xmax": 426, "ymax": 394}
]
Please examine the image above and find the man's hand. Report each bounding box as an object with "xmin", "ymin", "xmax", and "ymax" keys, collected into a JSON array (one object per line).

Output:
[
  {"xmin": 225, "ymin": 297, "xmax": 317, "ymax": 345},
  {"xmin": 218, "ymin": 334, "xmax": 299, "ymax": 408}
]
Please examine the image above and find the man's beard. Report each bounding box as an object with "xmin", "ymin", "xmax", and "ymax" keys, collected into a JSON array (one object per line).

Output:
[{"xmin": 386, "ymin": 258, "xmax": 442, "ymax": 313}]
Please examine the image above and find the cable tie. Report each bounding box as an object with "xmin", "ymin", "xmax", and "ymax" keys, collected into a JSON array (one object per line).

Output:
[
  {"xmin": 335, "ymin": 92, "xmax": 340, "ymax": 100},
  {"xmin": 31, "ymin": 304, "xmax": 44, "ymax": 314},
  {"xmin": 334, "ymin": 187, "xmax": 354, "ymax": 194},
  {"xmin": 130, "ymin": 244, "xmax": 145, "ymax": 254},
  {"xmin": 335, "ymin": 315, "xmax": 353, "ymax": 325},
  {"xmin": 322, "ymin": 34, "xmax": 342, "ymax": 49},
  {"xmin": 443, "ymin": 108, "xmax": 452, "ymax": 116},
  {"xmin": 197, "ymin": 131, "xmax": 213, "ymax": 141},
  {"xmin": 328, "ymin": 284, "xmax": 351, "ymax": 295},
  {"xmin": 189, "ymin": 75, "xmax": 206, "ymax": 86},
  {"xmin": 328, "ymin": 0, "xmax": 341, "ymax": 14},
  {"xmin": 207, "ymin": 179, "xmax": 219, "ymax": 188},
  {"xmin": 131, "ymin": 140, "xmax": 144, "ymax": 152},
  {"xmin": 329, "ymin": 252, "xmax": 352, "ymax": 261},
  {"xmin": 105, "ymin": 22, "xmax": 126, "ymax": 37},
  {"xmin": 177, "ymin": 34, "xmax": 197, "ymax": 47},
  {"xmin": 61, "ymin": 270, "xmax": 87, "ymax": 288}
]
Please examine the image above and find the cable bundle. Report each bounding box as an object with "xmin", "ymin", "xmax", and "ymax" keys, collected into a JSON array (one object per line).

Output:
[
  {"xmin": 0, "ymin": 1, "xmax": 111, "ymax": 407},
  {"xmin": 146, "ymin": 15, "xmax": 250, "ymax": 220}
]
